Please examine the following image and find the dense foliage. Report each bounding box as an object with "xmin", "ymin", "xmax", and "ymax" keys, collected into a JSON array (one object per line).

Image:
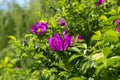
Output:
[{"xmin": 1, "ymin": 0, "xmax": 120, "ymax": 80}]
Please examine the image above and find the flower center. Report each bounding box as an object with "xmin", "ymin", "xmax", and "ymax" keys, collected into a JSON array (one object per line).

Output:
[{"xmin": 37, "ymin": 28, "xmax": 41, "ymax": 32}]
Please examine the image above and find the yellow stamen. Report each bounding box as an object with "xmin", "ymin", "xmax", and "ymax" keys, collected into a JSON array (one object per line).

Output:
[
  {"xmin": 38, "ymin": 28, "xmax": 41, "ymax": 32},
  {"xmin": 39, "ymin": 20, "xmax": 46, "ymax": 22}
]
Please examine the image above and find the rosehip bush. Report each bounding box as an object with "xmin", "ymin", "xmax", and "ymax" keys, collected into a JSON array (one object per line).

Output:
[{"xmin": 9, "ymin": 0, "xmax": 120, "ymax": 80}]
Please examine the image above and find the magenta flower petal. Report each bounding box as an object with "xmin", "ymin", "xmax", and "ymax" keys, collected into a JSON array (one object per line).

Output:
[
  {"xmin": 58, "ymin": 19, "xmax": 67, "ymax": 27},
  {"xmin": 115, "ymin": 20, "xmax": 120, "ymax": 26},
  {"xmin": 96, "ymin": 0, "xmax": 105, "ymax": 7},
  {"xmin": 48, "ymin": 30, "xmax": 74, "ymax": 51},
  {"xmin": 70, "ymin": 36, "xmax": 74, "ymax": 44},
  {"xmin": 62, "ymin": 34, "xmax": 71, "ymax": 50},
  {"xmin": 48, "ymin": 33, "xmax": 63, "ymax": 51},
  {"xmin": 63, "ymin": 30, "xmax": 68, "ymax": 35},
  {"xmin": 77, "ymin": 35, "xmax": 84, "ymax": 42},
  {"xmin": 31, "ymin": 22, "xmax": 48, "ymax": 34},
  {"xmin": 48, "ymin": 32, "xmax": 74, "ymax": 51},
  {"xmin": 48, "ymin": 38, "xmax": 56, "ymax": 51},
  {"xmin": 63, "ymin": 30, "xmax": 74, "ymax": 44},
  {"xmin": 54, "ymin": 33, "xmax": 63, "ymax": 51},
  {"xmin": 117, "ymin": 26, "xmax": 120, "ymax": 33},
  {"xmin": 31, "ymin": 25, "xmax": 38, "ymax": 34}
]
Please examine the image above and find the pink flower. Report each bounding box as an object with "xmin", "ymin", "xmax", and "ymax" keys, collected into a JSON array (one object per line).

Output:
[
  {"xmin": 77, "ymin": 35, "xmax": 84, "ymax": 40},
  {"xmin": 63, "ymin": 30, "xmax": 68, "ymax": 35},
  {"xmin": 96, "ymin": 0, "xmax": 106, "ymax": 7},
  {"xmin": 31, "ymin": 22, "xmax": 48, "ymax": 35},
  {"xmin": 115, "ymin": 20, "xmax": 120, "ymax": 26},
  {"xmin": 48, "ymin": 31, "xmax": 74, "ymax": 51},
  {"xmin": 58, "ymin": 19, "xmax": 67, "ymax": 27},
  {"xmin": 117, "ymin": 26, "xmax": 120, "ymax": 33},
  {"xmin": 76, "ymin": 35, "xmax": 84, "ymax": 42}
]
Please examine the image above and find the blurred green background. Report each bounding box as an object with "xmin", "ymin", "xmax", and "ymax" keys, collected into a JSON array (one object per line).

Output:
[
  {"xmin": 0, "ymin": 0, "xmax": 53, "ymax": 53},
  {"xmin": 0, "ymin": 0, "xmax": 54, "ymax": 79}
]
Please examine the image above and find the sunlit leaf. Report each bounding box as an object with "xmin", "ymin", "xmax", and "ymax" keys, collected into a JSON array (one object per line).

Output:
[
  {"xmin": 105, "ymin": 30, "xmax": 119, "ymax": 42},
  {"xmin": 24, "ymin": 34, "xmax": 33, "ymax": 38},
  {"xmin": 58, "ymin": 71, "xmax": 68, "ymax": 77},
  {"xmin": 69, "ymin": 54, "xmax": 82, "ymax": 62},
  {"xmin": 102, "ymin": 47, "xmax": 112, "ymax": 58},
  {"xmin": 100, "ymin": 15, "xmax": 108, "ymax": 21},
  {"xmin": 8, "ymin": 36, "xmax": 17, "ymax": 42},
  {"xmin": 106, "ymin": 56, "xmax": 120, "ymax": 67},
  {"xmin": 69, "ymin": 77, "xmax": 83, "ymax": 80},
  {"xmin": 92, "ymin": 30, "xmax": 101, "ymax": 40},
  {"xmin": 70, "ymin": 47, "xmax": 80, "ymax": 53}
]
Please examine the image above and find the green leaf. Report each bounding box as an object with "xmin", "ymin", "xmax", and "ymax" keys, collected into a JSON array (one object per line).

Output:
[
  {"xmin": 8, "ymin": 36, "xmax": 16, "ymax": 42},
  {"xmin": 106, "ymin": 56, "xmax": 120, "ymax": 67},
  {"xmin": 24, "ymin": 34, "xmax": 33, "ymax": 38},
  {"xmin": 92, "ymin": 53, "xmax": 104, "ymax": 60},
  {"xmin": 105, "ymin": 30, "xmax": 118, "ymax": 38},
  {"xmin": 92, "ymin": 35, "xmax": 99, "ymax": 40},
  {"xmin": 70, "ymin": 47, "xmax": 80, "ymax": 53},
  {"xmin": 49, "ymin": 17, "xmax": 57, "ymax": 27},
  {"xmin": 118, "ymin": 7, "xmax": 120, "ymax": 13},
  {"xmin": 8, "ymin": 36, "xmax": 17, "ymax": 43},
  {"xmin": 69, "ymin": 54, "xmax": 82, "ymax": 62},
  {"xmin": 102, "ymin": 47, "xmax": 112, "ymax": 58},
  {"xmin": 58, "ymin": 71, "xmax": 68, "ymax": 77},
  {"xmin": 34, "ymin": 54, "xmax": 47, "ymax": 60},
  {"xmin": 100, "ymin": 15, "xmax": 108, "ymax": 21},
  {"xmin": 95, "ymin": 64, "xmax": 104, "ymax": 79},
  {"xmin": 109, "ymin": 16, "xmax": 119, "ymax": 20},
  {"xmin": 105, "ymin": 30, "xmax": 119, "ymax": 42},
  {"xmin": 42, "ymin": 69, "xmax": 51, "ymax": 78},
  {"xmin": 95, "ymin": 57, "xmax": 104, "ymax": 66},
  {"xmin": 69, "ymin": 77, "xmax": 83, "ymax": 80},
  {"xmin": 106, "ymin": 9, "xmax": 116, "ymax": 15},
  {"xmin": 74, "ymin": 43, "xmax": 87, "ymax": 49},
  {"xmin": 95, "ymin": 41, "xmax": 104, "ymax": 47},
  {"xmin": 92, "ymin": 30, "xmax": 101, "ymax": 40}
]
